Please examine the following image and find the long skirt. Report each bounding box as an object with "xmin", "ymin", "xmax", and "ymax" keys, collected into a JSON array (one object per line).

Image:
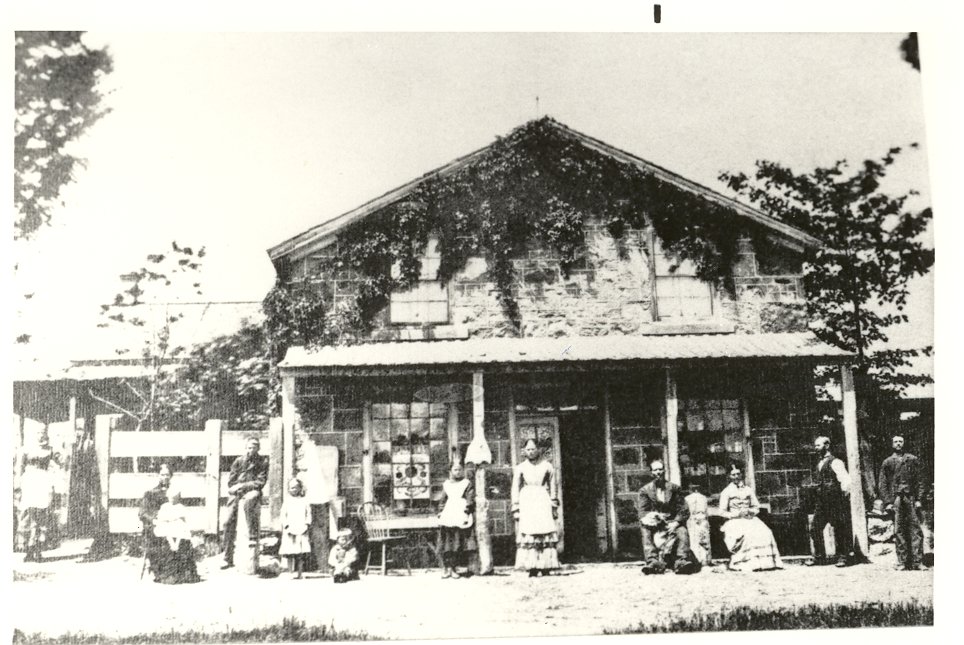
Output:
[
  {"xmin": 722, "ymin": 517, "xmax": 783, "ymax": 571},
  {"xmin": 515, "ymin": 485, "xmax": 560, "ymax": 571},
  {"xmin": 149, "ymin": 538, "xmax": 201, "ymax": 584}
]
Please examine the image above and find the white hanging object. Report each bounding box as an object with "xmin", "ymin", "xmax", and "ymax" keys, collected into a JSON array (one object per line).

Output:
[{"xmin": 465, "ymin": 433, "xmax": 492, "ymax": 465}]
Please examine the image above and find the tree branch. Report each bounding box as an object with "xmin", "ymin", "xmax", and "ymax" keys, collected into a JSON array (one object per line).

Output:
[
  {"xmin": 86, "ymin": 388, "xmax": 142, "ymax": 420},
  {"xmin": 121, "ymin": 378, "xmax": 149, "ymax": 406}
]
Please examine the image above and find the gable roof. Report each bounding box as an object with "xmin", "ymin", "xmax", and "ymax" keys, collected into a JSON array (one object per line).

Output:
[{"xmin": 267, "ymin": 117, "xmax": 820, "ymax": 266}]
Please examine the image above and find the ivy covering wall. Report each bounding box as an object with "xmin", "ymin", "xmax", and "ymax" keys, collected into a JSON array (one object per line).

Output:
[{"xmin": 269, "ymin": 117, "xmax": 799, "ymax": 342}]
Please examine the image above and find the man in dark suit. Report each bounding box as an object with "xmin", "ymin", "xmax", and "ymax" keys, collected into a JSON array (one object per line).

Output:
[
  {"xmin": 638, "ymin": 459, "xmax": 700, "ymax": 575},
  {"xmin": 221, "ymin": 437, "xmax": 269, "ymax": 569},
  {"xmin": 880, "ymin": 435, "xmax": 927, "ymax": 570}
]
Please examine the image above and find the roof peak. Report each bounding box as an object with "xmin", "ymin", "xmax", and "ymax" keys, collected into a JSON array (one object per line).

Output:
[{"xmin": 267, "ymin": 118, "xmax": 818, "ymax": 264}]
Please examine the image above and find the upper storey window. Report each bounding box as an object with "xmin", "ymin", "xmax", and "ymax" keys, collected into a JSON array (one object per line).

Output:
[
  {"xmin": 653, "ymin": 240, "xmax": 714, "ymax": 321},
  {"xmin": 390, "ymin": 238, "xmax": 449, "ymax": 325}
]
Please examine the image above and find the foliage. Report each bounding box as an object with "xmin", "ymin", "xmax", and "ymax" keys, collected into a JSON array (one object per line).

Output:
[
  {"xmin": 14, "ymin": 31, "xmax": 113, "ymax": 240},
  {"xmin": 92, "ymin": 242, "xmax": 205, "ymax": 431},
  {"xmin": 161, "ymin": 323, "xmax": 274, "ymax": 430},
  {"xmin": 606, "ymin": 600, "xmax": 932, "ymax": 633},
  {"xmin": 13, "ymin": 618, "xmax": 374, "ymax": 643},
  {"xmin": 901, "ymin": 33, "xmax": 920, "ymax": 72},
  {"xmin": 323, "ymin": 117, "xmax": 752, "ymax": 333},
  {"xmin": 719, "ymin": 146, "xmax": 934, "ymax": 398}
]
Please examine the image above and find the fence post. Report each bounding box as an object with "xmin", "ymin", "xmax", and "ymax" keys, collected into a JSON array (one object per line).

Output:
[
  {"xmin": 268, "ymin": 417, "xmax": 284, "ymax": 528},
  {"xmin": 204, "ymin": 419, "xmax": 223, "ymax": 535},
  {"xmin": 94, "ymin": 414, "xmax": 121, "ymax": 535}
]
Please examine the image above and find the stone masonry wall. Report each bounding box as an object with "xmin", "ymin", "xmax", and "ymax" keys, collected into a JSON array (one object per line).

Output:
[{"xmin": 294, "ymin": 222, "xmax": 808, "ymax": 339}]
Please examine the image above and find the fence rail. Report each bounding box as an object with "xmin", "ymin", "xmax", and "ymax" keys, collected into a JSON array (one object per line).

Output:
[{"xmin": 95, "ymin": 415, "xmax": 284, "ymax": 535}]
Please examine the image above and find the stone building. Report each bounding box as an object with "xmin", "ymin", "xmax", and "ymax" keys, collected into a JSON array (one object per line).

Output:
[{"xmin": 266, "ymin": 118, "xmax": 865, "ymax": 564}]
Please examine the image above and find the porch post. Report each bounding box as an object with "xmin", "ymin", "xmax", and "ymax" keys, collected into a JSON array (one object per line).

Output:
[
  {"xmin": 467, "ymin": 371, "xmax": 494, "ymax": 574},
  {"xmin": 361, "ymin": 402, "xmax": 374, "ymax": 504},
  {"xmin": 741, "ymin": 403, "xmax": 756, "ymax": 492},
  {"xmin": 602, "ymin": 382, "xmax": 619, "ymax": 559},
  {"xmin": 281, "ymin": 373, "xmax": 297, "ymax": 493},
  {"xmin": 664, "ymin": 368, "xmax": 681, "ymax": 485},
  {"xmin": 840, "ymin": 364, "xmax": 869, "ymax": 556}
]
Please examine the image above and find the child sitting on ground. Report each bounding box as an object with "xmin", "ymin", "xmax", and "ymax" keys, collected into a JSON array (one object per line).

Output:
[
  {"xmin": 867, "ymin": 498, "xmax": 895, "ymax": 561},
  {"xmin": 279, "ymin": 477, "xmax": 312, "ymax": 579},
  {"xmin": 684, "ymin": 484, "xmax": 711, "ymax": 566},
  {"xmin": 329, "ymin": 528, "xmax": 359, "ymax": 583}
]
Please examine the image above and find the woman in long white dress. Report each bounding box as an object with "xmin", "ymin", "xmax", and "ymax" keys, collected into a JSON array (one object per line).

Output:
[
  {"xmin": 511, "ymin": 439, "xmax": 560, "ymax": 576},
  {"xmin": 718, "ymin": 463, "xmax": 783, "ymax": 571}
]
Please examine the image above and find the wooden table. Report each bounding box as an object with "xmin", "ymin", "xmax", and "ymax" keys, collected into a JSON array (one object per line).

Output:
[{"xmin": 365, "ymin": 514, "xmax": 443, "ymax": 573}]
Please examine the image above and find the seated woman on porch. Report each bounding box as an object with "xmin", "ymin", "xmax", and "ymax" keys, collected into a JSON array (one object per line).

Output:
[
  {"xmin": 512, "ymin": 439, "xmax": 560, "ymax": 577},
  {"xmin": 718, "ymin": 463, "xmax": 783, "ymax": 572}
]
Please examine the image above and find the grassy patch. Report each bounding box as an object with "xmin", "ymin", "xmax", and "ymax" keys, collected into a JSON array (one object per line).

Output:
[
  {"xmin": 606, "ymin": 600, "xmax": 933, "ymax": 634},
  {"xmin": 13, "ymin": 617, "xmax": 376, "ymax": 643}
]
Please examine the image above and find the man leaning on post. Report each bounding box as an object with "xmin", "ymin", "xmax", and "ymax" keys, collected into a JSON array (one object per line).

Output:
[{"xmin": 221, "ymin": 436, "xmax": 269, "ymax": 569}]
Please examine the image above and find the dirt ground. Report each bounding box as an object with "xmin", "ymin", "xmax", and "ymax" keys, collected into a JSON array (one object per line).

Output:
[{"xmin": 11, "ymin": 547, "xmax": 933, "ymax": 641}]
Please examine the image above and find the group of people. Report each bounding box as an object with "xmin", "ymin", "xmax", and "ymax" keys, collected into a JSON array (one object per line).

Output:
[{"xmin": 134, "ymin": 432, "xmax": 930, "ymax": 584}]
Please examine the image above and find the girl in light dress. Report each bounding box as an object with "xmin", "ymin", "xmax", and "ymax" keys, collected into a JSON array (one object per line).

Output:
[
  {"xmin": 437, "ymin": 461, "xmax": 476, "ymax": 579},
  {"xmin": 279, "ymin": 477, "xmax": 312, "ymax": 579},
  {"xmin": 718, "ymin": 463, "xmax": 783, "ymax": 571},
  {"xmin": 511, "ymin": 438, "xmax": 560, "ymax": 577}
]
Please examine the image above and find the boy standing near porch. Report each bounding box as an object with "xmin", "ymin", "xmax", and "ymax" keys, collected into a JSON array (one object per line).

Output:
[
  {"xmin": 806, "ymin": 436, "xmax": 852, "ymax": 567},
  {"xmin": 880, "ymin": 435, "xmax": 927, "ymax": 571},
  {"xmin": 221, "ymin": 437, "xmax": 269, "ymax": 569}
]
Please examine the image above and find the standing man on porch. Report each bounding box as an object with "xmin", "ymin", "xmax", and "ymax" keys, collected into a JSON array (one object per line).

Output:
[
  {"xmin": 221, "ymin": 436, "xmax": 269, "ymax": 569},
  {"xmin": 880, "ymin": 435, "xmax": 927, "ymax": 571},
  {"xmin": 807, "ymin": 436, "xmax": 852, "ymax": 567}
]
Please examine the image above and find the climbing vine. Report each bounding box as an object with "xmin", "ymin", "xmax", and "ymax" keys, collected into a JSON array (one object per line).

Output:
[{"xmin": 286, "ymin": 117, "xmax": 759, "ymax": 337}]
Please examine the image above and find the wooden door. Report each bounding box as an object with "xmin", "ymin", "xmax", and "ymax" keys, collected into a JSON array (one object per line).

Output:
[{"xmin": 515, "ymin": 416, "xmax": 564, "ymax": 552}]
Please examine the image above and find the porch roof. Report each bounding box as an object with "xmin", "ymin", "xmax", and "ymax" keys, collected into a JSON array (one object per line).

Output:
[{"xmin": 280, "ymin": 332, "xmax": 853, "ymax": 374}]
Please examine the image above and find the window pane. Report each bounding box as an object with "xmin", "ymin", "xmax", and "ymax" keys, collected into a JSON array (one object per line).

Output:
[
  {"xmin": 657, "ymin": 276, "xmax": 712, "ymax": 320},
  {"xmin": 390, "ymin": 281, "xmax": 449, "ymax": 324}
]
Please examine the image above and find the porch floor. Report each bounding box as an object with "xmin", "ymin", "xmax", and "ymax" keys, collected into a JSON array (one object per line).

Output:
[{"xmin": 12, "ymin": 550, "xmax": 932, "ymax": 640}]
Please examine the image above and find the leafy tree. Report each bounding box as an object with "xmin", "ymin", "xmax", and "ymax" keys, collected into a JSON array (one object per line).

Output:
[
  {"xmin": 720, "ymin": 147, "xmax": 933, "ymax": 494},
  {"xmin": 90, "ymin": 242, "xmax": 205, "ymax": 432},
  {"xmin": 163, "ymin": 323, "xmax": 274, "ymax": 431},
  {"xmin": 15, "ymin": 31, "xmax": 113, "ymax": 240},
  {"xmin": 900, "ymin": 33, "xmax": 920, "ymax": 72}
]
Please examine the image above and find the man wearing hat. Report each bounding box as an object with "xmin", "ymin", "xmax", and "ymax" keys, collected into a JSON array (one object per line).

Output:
[{"xmin": 221, "ymin": 436, "xmax": 269, "ymax": 569}]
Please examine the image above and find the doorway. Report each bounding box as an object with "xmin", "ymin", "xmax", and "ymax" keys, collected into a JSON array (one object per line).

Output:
[
  {"xmin": 514, "ymin": 416, "xmax": 564, "ymax": 552},
  {"xmin": 559, "ymin": 411, "xmax": 608, "ymax": 562}
]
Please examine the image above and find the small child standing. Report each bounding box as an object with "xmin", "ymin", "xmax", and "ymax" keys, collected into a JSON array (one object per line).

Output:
[
  {"xmin": 867, "ymin": 498, "xmax": 896, "ymax": 562},
  {"xmin": 684, "ymin": 484, "xmax": 711, "ymax": 566},
  {"xmin": 329, "ymin": 529, "xmax": 359, "ymax": 583},
  {"xmin": 279, "ymin": 477, "xmax": 312, "ymax": 579},
  {"xmin": 437, "ymin": 461, "xmax": 475, "ymax": 578}
]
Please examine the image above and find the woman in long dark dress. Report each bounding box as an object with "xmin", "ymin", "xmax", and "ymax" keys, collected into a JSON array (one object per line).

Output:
[{"xmin": 139, "ymin": 465, "xmax": 200, "ymax": 584}]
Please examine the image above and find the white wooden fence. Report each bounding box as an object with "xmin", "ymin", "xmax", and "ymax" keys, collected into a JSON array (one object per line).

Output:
[{"xmin": 95, "ymin": 415, "xmax": 284, "ymax": 535}]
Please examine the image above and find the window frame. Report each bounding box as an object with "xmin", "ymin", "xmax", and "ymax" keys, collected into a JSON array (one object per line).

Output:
[
  {"xmin": 389, "ymin": 238, "xmax": 451, "ymax": 326},
  {"xmin": 650, "ymin": 234, "xmax": 716, "ymax": 322}
]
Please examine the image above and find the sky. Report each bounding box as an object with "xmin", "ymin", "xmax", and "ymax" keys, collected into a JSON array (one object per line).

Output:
[{"xmin": 12, "ymin": 32, "xmax": 934, "ymax": 383}]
